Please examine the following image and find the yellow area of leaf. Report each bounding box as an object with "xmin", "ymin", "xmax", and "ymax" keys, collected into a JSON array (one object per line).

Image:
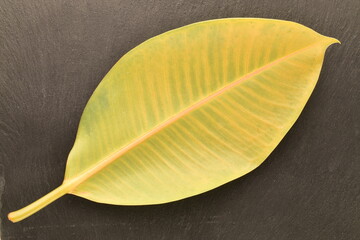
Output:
[{"xmin": 8, "ymin": 18, "xmax": 339, "ymax": 222}]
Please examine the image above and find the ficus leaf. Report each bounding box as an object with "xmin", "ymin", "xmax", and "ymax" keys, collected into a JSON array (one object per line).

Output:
[{"xmin": 9, "ymin": 18, "xmax": 339, "ymax": 222}]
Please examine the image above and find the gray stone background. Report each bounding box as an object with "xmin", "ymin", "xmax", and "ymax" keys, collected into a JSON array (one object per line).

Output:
[{"xmin": 0, "ymin": 0, "xmax": 359, "ymax": 239}]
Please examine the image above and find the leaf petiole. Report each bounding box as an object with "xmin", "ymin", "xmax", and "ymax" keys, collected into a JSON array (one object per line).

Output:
[{"xmin": 8, "ymin": 183, "xmax": 71, "ymax": 222}]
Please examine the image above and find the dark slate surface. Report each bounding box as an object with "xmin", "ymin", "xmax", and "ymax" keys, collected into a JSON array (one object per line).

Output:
[{"xmin": 0, "ymin": 0, "xmax": 359, "ymax": 239}]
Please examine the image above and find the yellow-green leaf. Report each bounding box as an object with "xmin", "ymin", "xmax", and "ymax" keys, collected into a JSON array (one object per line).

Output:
[{"xmin": 8, "ymin": 18, "xmax": 339, "ymax": 222}]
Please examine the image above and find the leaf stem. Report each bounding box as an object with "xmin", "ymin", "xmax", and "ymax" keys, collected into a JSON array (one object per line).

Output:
[{"xmin": 8, "ymin": 183, "xmax": 71, "ymax": 222}]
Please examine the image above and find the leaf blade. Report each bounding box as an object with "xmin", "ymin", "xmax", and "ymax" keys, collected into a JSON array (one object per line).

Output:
[{"xmin": 65, "ymin": 19, "xmax": 338, "ymax": 204}]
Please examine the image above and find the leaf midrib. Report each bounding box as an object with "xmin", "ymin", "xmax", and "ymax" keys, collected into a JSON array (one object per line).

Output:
[{"xmin": 65, "ymin": 41, "xmax": 323, "ymax": 191}]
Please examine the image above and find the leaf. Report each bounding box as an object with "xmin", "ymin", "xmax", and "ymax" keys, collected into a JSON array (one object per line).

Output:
[{"xmin": 8, "ymin": 18, "xmax": 339, "ymax": 222}]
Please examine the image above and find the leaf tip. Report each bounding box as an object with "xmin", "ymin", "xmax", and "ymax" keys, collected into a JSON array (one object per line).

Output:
[{"xmin": 326, "ymin": 36, "xmax": 341, "ymax": 45}]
